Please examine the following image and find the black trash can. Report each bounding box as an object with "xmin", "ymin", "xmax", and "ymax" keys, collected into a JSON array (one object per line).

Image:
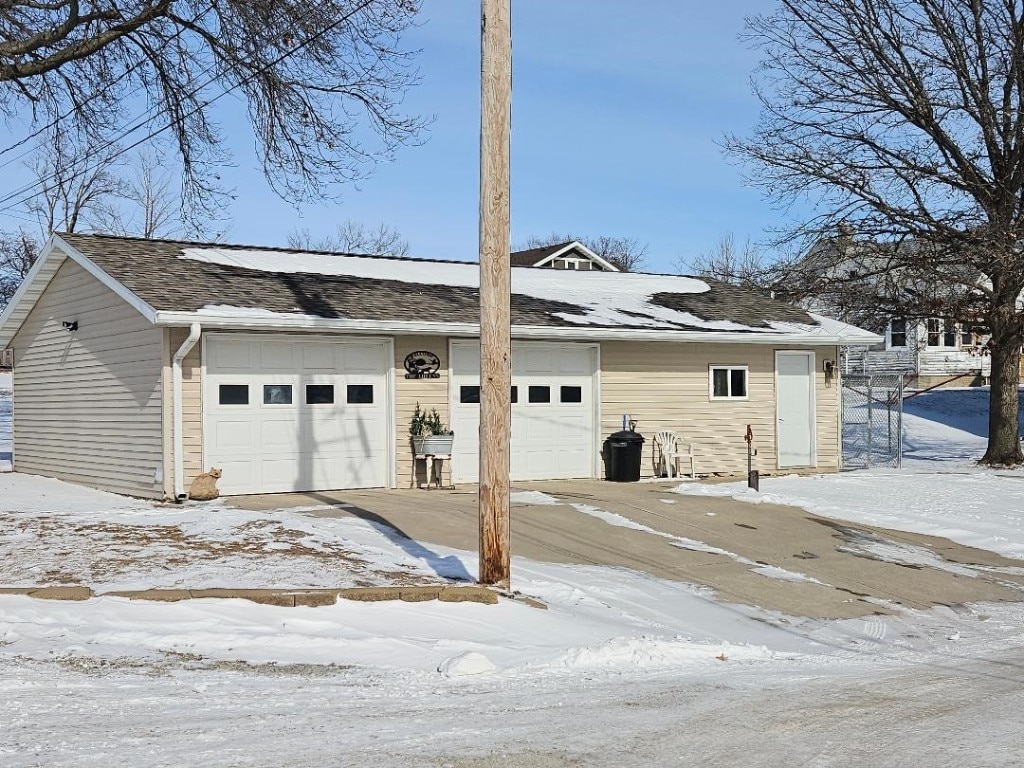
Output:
[{"xmin": 605, "ymin": 430, "xmax": 645, "ymax": 482}]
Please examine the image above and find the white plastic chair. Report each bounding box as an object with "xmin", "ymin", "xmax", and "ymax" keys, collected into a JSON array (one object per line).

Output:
[{"xmin": 653, "ymin": 430, "xmax": 696, "ymax": 479}]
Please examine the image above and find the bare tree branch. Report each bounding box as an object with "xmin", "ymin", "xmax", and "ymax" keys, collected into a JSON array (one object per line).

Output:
[
  {"xmin": 287, "ymin": 219, "xmax": 409, "ymax": 256},
  {"xmin": 0, "ymin": 228, "xmax": 40, "ymax": 308},
  {"xmin": 0, "ymin": 1, "xmax": 425, "ymax": 214}
]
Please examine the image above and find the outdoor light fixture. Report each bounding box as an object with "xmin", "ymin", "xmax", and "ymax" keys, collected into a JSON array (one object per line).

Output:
[
  {"xmin": 62, "ymin": 321, "xmax": 78, "ymax": 332},
  {"xmin": 823, "ymin": 359, "xmax": 835, "ymax": 386}
]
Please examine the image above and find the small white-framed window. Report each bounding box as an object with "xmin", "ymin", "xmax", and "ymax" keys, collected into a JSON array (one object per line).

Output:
[
  {"xmin": 709, "ymin": 365, "xmax": 749, "ymax": 400},
  {"xmin": 889, "ymin": 318, "xmax": 907, "ymax": 348}
]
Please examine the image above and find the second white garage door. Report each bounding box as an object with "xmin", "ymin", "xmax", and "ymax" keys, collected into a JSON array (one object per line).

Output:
[
  {"xmin": 449, "ymin": 340, "xmax": 598, "ymax": 483},
  {"xmin": 204, "ymin": 334, "xmax": 391, "ymax": 495}
]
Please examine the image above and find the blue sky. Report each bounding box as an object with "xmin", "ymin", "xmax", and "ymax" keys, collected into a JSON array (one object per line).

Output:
[{"xmin": 0, "ymin": 1, "xmax": 802, "ymax": 274}]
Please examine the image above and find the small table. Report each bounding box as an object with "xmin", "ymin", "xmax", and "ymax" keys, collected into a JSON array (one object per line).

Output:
[{"xmin": 414, "ymin": 453, "xmax": 452, "ymax": 489}]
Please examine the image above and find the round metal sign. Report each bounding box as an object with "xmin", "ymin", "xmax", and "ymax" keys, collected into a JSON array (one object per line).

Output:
[{"xmin": 404, "ymin": 350, "xmax": 441, "ymax": 379}]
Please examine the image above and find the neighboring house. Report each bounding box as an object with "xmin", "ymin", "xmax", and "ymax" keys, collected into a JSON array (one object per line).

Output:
[
  {"xmin": 509, "ymin": 241, "xmax": 620, "ymax": 271},
  {"xmin": 0, "ymin": 233, "xmax": 878, "ymax": 499},
  {"xmin": 842, "ymin": 317, "xmax": 991, "ymax": 387},
  {"xmin": 798, "ymin": 228, "xmax": 993, "ymax": 387}
]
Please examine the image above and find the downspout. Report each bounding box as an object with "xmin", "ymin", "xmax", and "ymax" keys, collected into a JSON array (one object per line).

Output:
[{"xmin": 172, "ymin": 323, "xmax": 201, "ymax": 502}]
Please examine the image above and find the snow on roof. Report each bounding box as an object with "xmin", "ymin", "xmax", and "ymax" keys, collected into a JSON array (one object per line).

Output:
[{"xmin": 178, "ymin": 247, "xmax": 873, "ymax": 339}]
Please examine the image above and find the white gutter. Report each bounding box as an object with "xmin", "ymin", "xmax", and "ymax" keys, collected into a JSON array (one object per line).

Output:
[
  {"xmin": 172, "ymin": 322, "xmax": 201, "ymax": 502},
  {"xmin": 152, "ymin": 311, "xmax": 884, "ymax": 346}
]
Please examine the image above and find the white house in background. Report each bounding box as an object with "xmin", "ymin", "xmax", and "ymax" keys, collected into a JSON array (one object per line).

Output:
[
  {"xmin": 842, "ymin": 317, "xmax": 992, "ymax": 387},
  {"xmin": 801, "ymin": 227, "xmax": 994, "ymax": 387},
  {"xmin": 0, "ymin": 233, "xmax": 878, "ymax": 500}
]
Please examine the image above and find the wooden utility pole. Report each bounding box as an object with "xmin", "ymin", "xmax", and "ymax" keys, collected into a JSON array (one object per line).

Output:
[{"xmin": 477, "ymin": 0, "xmax": 512, "ymax": 588}]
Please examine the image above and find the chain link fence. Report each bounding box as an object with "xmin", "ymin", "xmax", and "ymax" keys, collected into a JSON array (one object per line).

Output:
[{"xmin": 841, "ymin": 374, "xmax": 904, "ymax": 470}]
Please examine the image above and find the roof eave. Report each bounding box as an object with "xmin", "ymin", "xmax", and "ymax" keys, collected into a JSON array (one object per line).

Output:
[
  {"xmin": 0, "ymin": 235, "xmax": 160, "ymax": 349},
  {"xmin": 0, "ymin": 237, "xmax": 66, "ymax": 349},
  {"xmin": 153, "ymin": 311, "xmax": 881, "ymax": 346}
]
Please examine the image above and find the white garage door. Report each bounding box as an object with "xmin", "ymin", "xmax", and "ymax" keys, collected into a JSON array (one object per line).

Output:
[
  {"xmin": 204, "ymin": 334, "xmax": 390, "ymax": 495},
  {"xmin": 449, "ymin": 340, "xmax": 598, "ymax": 483}
]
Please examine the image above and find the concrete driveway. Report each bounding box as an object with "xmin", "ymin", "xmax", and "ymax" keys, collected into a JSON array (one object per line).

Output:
[{"xmin": 229, "ymin": 479, "xmax": 1024, "ymax": 619}]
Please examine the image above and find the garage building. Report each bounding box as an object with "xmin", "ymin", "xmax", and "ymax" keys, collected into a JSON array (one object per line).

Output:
[{"xmin": 0, "ymin": 234, "xmax": 880, "ymax": 499}]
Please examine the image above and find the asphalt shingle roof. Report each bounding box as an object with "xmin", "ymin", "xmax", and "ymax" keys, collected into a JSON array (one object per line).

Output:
[{"xmin": 58, "ymin": 233, "xmax": 819, "ymax": 332}]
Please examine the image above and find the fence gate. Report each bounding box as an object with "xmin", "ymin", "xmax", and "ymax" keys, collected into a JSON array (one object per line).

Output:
[{"xmin": 841, "ymin": 374, "xmax": 903, "ymax": 470}]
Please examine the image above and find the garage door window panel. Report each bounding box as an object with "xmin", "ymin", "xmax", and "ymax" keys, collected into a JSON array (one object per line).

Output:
[
  {"xmin": 263, "ymin": 385, "xmax": 293, "ymax": 405},
  {"xmin": 305, "ymin": 384, "xmax": 335, "ymax": 405},
  {"xmin": 347, "ymin": 384, "xmax": 374, "ymax": 404},
  {"xmin": 710, "ymin": 366, "xmax": 748, "ymax": 400},
  {"xmin": 219, "ymin": 384, "xmax": 249, "ymax": 405},
  {"xmin": 560, "ymin": 385, "xmax": 583, "ymax": 403},
  {"xmin": 528, "ymin": 385, "xmax": 551, "ymax": 403}
]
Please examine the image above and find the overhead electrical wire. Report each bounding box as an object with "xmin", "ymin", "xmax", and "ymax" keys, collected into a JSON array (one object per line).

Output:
[{"xmin": 0, "ymin": 0, "xmax": 378, "ymax": 218}]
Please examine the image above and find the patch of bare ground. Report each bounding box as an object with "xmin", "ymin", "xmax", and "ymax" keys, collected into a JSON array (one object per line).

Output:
[
  {"xmin": 42, "ymin": 652, "xmax": 357, "ymax": 678},
  {"xmin": 0, "ymin": 510, "xmax": 445, "ymax": 588}
]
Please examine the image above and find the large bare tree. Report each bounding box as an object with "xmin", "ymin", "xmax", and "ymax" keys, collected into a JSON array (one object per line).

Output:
[
  {"xmin": 727, "ymin": 0, "xmax": 1024, "ymax": 466},
  {"xmin": 519, "ymin": 233, "xmax": 648, "ymax": 272},
  {"xmin": 0, "ymin": 1, "xmax": 424, "ymax": 215},
  {"xmin": 97, "ymin": 152, "xmax": 183, "ymax": 238}
]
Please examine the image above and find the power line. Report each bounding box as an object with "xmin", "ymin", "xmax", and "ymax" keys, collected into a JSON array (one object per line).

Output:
[
  {"xmin": 0, "ymin": 1, "xmax": 219, "ymax": 169},
  {"xmin": 0, "ymin": 0, "xmax": 376, "ymax": 218}
]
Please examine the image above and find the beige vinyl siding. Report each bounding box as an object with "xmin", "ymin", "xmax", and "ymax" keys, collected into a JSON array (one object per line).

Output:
[
  {"xmin": 600, "ymin": 342, "xmax": 840, "ymax": 477},
  {"xmin": 164, "ymin": 327, "xmax": 204, "ymax": 497},
  {"xmin": 393, "ymin": 335, "xmax": 449, "ymax": 486},
  {"xmin": 816, "ymin": 346, "xmax": 841, "ymax": 471},
  {"xmin": 9, "ymin": 259, "xmax": 164, "ymax": 498}
]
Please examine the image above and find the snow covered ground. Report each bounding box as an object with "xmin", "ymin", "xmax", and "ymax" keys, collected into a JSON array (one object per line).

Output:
[
  {"xmin": 2, "ymin": 386, "xmax": 1024, "ymax": 764},
  {"xmin": 678, "ymin": 388, "xmax": 1024, "ymax": 560}
]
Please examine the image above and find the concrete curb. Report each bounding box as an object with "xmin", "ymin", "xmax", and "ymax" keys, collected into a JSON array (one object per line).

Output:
[{"xmin": 0, "ymin": 585, "xmax": 501, "ymax": 607}]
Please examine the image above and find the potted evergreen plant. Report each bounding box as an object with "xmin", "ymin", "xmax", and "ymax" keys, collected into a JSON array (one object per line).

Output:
[{"xmin": 410, "ymin": 402, "xmax": 455, "ymax": 455}]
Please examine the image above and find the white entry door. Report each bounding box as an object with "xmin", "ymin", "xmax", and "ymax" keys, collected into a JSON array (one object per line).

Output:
[
  {"xmin": 775, "ymin": 351, "xmax": 816, "ymax": 468},
  {"xmin": 449, "ymin": 340, "xmax": 598, "ymax": 483},
  {"xmin": 204, "ymin": 334, "xmax": 391, "ymax": 495}
]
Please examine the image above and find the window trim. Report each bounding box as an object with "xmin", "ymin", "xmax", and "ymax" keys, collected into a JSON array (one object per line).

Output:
[{"xmin": 708, "ymin": 365, "xmax": 750, "ymax": 401}]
